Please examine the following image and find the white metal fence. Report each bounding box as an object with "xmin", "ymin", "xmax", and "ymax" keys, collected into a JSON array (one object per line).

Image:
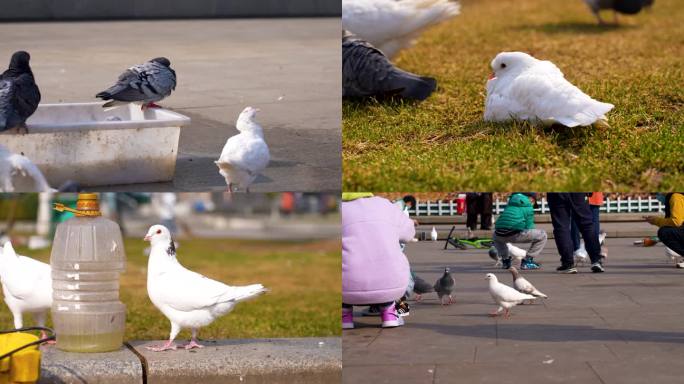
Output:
[{"xmin": 409, "ymin": 196, "xmax": 665, "ymax": 216}]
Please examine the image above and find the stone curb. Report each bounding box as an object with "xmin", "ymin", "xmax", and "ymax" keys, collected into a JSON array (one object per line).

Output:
[{"xmin": 39, "ymin": 337, "xmax": 341, "ymax": 384}]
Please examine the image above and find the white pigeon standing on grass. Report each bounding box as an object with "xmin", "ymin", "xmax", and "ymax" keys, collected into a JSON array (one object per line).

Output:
[
  {"xmin": 484, "ymin": 52, "xmax": 614, "ymax": 127},
  {"xmin": 0, "ymin": 242, "xmax": 53, "ymax": 340},
  {"xmin": 486, "ymin": 273, "xmax": 535, "ymax": 318},
  {"xmin": 0, "ymin": 145, "xmax": 52, "ymax": 192},
  {"xmin": 342, "ymin": 0, "xmax": 460, "ymax": 58},
  {"xmin": 143, "ymin": 225, "xmax": 268, "ymax": 351},
  {"xmin": 215, "ymin": 106, "xmax": 270, "ymax": 193},
  {"xmin": 506, "ymin": 243, "xmax": 527, "ymax": 266},
  {"xmin": 509, "ymin": 267, "xmax": 547, "ymax": 304}
]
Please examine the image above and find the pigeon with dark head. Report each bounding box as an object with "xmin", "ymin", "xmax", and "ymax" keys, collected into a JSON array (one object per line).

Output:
[
  {"xmin": 433, "ymin": 267, "xmax": 455, "ymax": 305},
  {"xmin": 411, "ymin": 271, "xmax": 434, "ymax": 301},
  {"xmin": 583, "ymin": 0, "xmax": 655, "ymax": 25},
  {"xmin": 343, "ymin": 30, "xmax": 436, "ymax": 101},
  {"xmin": 96, "ymin": 57, "xmax": 176, "ymax": 110},
  {"xmin": 0, "ymin": 51, "xmax": 41, "ymax": 134}
]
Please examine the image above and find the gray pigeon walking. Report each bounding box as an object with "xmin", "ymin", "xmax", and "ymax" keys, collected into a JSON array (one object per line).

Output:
[
  {"xmin": 433, "ymin": 267, "xmax": 455, "ymax": 305},
  {"xmin": 342, "ymin": 30, "xmax": 436, "ymax": 101},
  {"xmin": 411, "ymin": 272, "xmax": 434, "ymax": 301},
  {"xmin": 0, "ymin": 51, "xmax": 40, "ymax": 134},
  {"xmin": 96, "ymin": 57, "xmax": 176, "ymax": 109},
  {"xmin": 583, "ymin": 0, "xmax": 655, "ymax": 24}
]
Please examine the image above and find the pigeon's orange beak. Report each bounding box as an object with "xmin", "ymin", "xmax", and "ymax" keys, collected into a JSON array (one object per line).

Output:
[
  {"xmin": 143, "ymin": 235, "xmax": 151, "ymax": 241},
  {"xmin": 488, "ymin": 73, "xmax": 496, "ymax": 80}
]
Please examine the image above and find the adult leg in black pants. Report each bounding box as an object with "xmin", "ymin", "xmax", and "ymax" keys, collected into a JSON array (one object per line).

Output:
[
  {"xmin": 480, "ymin": 193, "xmax": 493, "ymax": 230},
  {"xmin": 658, "ymin": 227, "xmax": 684, "ymax": 258},
  {"xmin": 547, "ymin": 193, "xmax": 604, "ymax": 273}
]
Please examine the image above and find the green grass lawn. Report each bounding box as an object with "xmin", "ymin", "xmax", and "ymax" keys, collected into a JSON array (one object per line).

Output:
[
  {"xmin": 0, "ymin": 237, "xmax": 341, "ymax": 341},
  {"xmin": 343, "ymin": 0, "xmax": 684, "ymax": 191}
]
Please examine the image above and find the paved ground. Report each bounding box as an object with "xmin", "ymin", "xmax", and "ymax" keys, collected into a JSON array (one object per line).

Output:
[
  {"xmin": 0, "ymin": 18, "xmax": 340, "ymax": 192},
  {"xmin": 343, "ymin": 237, "xmax": 684, "ymax": 384}
]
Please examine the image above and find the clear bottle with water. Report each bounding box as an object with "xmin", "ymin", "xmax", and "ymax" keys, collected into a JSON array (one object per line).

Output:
[{"xmin": 50, "ymin": 193, "xmax": 126, "ymax": 352}]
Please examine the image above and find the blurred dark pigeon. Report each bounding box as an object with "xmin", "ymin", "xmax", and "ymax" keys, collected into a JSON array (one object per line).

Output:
[
  {"xmin": 411, "ymin": 271, "xmax": 434, "ymax": 301},
  {"xmin": 584, "ymin": 0, "xmax": 655, "ymax": 24},
  {"xmin": 96, "ymin": 57, "xmax": 176, "ymax": 109},
  {"xmin": 342, "ymin": 30, "xmax": 436, "ymax": 101},
  {"xmin": 0, "ymin": 51, "xmax": 40, "ymax": 134},
  {"xmin": 433, "ymin": 267, "xmax": 455, "ymax": 305}
]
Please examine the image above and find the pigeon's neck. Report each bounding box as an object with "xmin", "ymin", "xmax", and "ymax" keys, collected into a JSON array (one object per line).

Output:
[
  {"xmin": 148, "ymin": 241, "xmax": 178, "ymax": 274},
  {"xmin": 5, "ymin": 65, "xmax": 31, "ymax": 77},
  {"xmin": 236, "ymin": 120, "xmax": 263, "ymax": 136}
]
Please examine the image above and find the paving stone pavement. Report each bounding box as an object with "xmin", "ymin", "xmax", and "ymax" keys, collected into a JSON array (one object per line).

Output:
[
  {"xmin": 342, "ymin": 237, "xmax": 684, "ymax": 384},
  {"xmin": 0, "ymin": 18, "xmax": 340, "ymax": 192}
]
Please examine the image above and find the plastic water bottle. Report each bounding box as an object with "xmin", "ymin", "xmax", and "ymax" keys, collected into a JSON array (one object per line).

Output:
[{"xmin": 50, "ymin": 193, "xmax": 126, "ymax": 352}]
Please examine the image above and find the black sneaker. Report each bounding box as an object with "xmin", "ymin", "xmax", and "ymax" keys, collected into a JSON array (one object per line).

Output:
[
  {"xmin": 556, "ymin": 265, "xmax": 578, "ymax": 274},
  {"xmin": 396, "ymin": 298, "xmax": 410, "ymax": 317},
  {"xmin": 591, "ymin": 262, "xmax": 605, "ymax": 273},
  {"xmin": 502, "ymin": 258, "xmax": 512, "ymax": 269}
]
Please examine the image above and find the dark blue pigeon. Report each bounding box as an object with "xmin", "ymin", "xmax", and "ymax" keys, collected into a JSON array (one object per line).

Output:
[
  {"xmin": 343, "ymin": 30, "xmax": 436, "ymax": 101},
  {"xmin": 0, "ymin": 51, "xmax": 41, "ymax": 134},
  {"xmin": 584, "ymin": 0, "xmax": 655, "ymax": 24}
]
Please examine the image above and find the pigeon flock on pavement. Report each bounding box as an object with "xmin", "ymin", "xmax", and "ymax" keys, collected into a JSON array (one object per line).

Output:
[{"xmin": 0, "ymin": 50, "xmax": 271, "ymax": 192}]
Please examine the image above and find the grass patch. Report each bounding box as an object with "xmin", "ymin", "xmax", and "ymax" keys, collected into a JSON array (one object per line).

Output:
[
  {"xmin": 0, "ymin": 238, "xmax": 341, "ymax": 340},
  {"xmin": 343, "ymin": 0, "xmax": 684, "ymax": 191}
]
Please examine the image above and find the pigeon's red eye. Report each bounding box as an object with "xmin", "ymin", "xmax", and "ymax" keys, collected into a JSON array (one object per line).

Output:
[{"xmin": 156, "ymin": 229, "xmax": 161, "ymax": 234}]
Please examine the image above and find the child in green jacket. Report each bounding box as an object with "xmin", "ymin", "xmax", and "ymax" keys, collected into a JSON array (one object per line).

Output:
[{"xmin": 493, "ymin": 193, "xmax": 547, "ymax": 270}]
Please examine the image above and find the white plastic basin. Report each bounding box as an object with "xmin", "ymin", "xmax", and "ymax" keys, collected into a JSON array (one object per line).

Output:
[{"xmin": 1, "ymin": 102, "xmax": 190, "ymax": 187}]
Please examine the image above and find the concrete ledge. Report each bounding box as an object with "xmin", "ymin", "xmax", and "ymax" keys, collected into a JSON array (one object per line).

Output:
[
  {"xmin": 39, "ymin": 337, "xmax": 341, "ymax": 384},
  {"xmin": 0, "ymin": 0, "xmax": 341, "ymax": 20},
  {"xmin": 39, "ymin": 346, "xmax": 143, "ymax": 384}
]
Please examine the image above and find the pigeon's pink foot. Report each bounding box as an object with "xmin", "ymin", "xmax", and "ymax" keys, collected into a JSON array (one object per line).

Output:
[
  {"xmin": 184, "ymin": 340, "xmax": 204, "ymax": 350},
  {"xmin": 448, "ymin": 295, "xmax": 455, "ymax": 304},
  {"xmin": 504, "ymin": 309, "xmax": 511, "ymax": 319},
  {"xmin": 489, "ymin": 311, "xmax": 500, "ymax": 317},
  {"xmin": 415, "ymin": 294, "xmax": 422, "ymax": 302},
  {"xmin": 147, "ymin": 102, "xmax": 162, "ymax": 109},
  {"xmin": 146, "ymin": 340, "xmax": 178, "ymax": 352},
  {"xmin": 39, "ymin": 331, "xmax": 56, "ymax": 344}
]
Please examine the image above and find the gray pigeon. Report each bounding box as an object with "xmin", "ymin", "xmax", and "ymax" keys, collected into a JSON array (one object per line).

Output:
[
  {"xmin": 342, "ymin": 30, "xmax": 436, "ymax": 101},
  {"xmin": 0, "ymin": 51, "xmax": 40, "ymax": 134},
  {"xmin": 411, "ymin": 272, "xmax": 434, "ymax": 301},
  {"xmin": 583, "ymin": 0, "xmax": 654, "ymax": 24},
  {"xmin": 96, "ymin": 57, "xmax": 176, "ymax": 109},
  {"xmin": 433, "ymin": 267, "xmax": 455, "ymax": 305}
]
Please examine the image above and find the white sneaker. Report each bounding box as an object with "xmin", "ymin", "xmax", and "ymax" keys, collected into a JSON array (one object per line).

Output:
[{"xmin": 676, "ymin": 262, "xmax": 684, "ymax": 269}]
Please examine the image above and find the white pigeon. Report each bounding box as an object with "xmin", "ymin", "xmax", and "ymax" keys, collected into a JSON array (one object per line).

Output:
[
  {"xmin": 665, "ymin": 247, "xmax": 682, "ymax": 264},
  {"xmin": 0, "ymin": 144, "xmax": 52, "ymax": 192},
  {"xmin": 509, "ymin": 267, "xmax": 547, "ymax": 303},
  {"xmin": 574, "ymin": 241, "xmax": 589, "ymax": 265},
  {"xmin": 484, "ymin": 52, "xmax": 614, "ymax": 127},
  {"xmin": 431, "ymin": 226, "xmax": 438, "ymax": 241},
  {"xmin": 143, "ymin": 225, "xmax": 268, "ymax": 351},
  {"xmin": 215, "ymin": 106, "xmax": 270, "ymax": 193},
  {"xmin": 342, "ymin": 0, "xmax": 460, "ymax": 58},
  {"xmin": 485, "ymin": 273, "xmax": 535, "ymax": 319},
  {"xmin": 506, "ymin": 243, "xmax": 527, "ymax": 265},
  {"xmin": 0, "ymin": 241, "xmax": 53, "ymax": 340}
]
